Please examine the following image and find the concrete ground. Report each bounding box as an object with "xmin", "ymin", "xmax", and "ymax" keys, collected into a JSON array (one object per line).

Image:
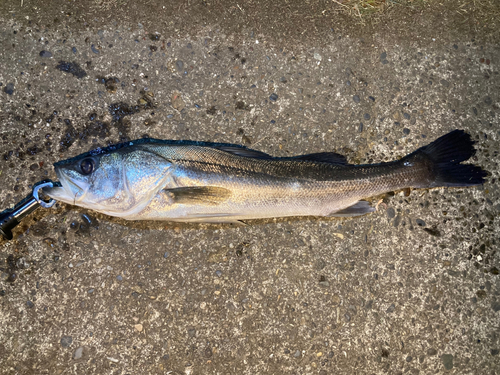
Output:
[{"xmin": 0, "ymin": 0, "xmax": 499, "ymax": 374}]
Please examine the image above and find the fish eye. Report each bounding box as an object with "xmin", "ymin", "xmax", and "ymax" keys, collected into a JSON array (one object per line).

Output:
[{"xmin": 80, "ymin": 158, "xmax": 95, "ymax": 175}]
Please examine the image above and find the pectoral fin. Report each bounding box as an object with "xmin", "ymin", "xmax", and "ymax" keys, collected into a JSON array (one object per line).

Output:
[
  {"xmin": 329, "ymin": 201, "xmax": 375, "ymax": 217},
  {"xmin": 162, "ymin": 186, "xmax": 232, "ymax": 206}
]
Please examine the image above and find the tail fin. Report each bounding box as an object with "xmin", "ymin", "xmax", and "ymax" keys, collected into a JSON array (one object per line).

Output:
[{"xmin": 410, "ymin": 130, "xmax": 487, "ymax": 188}]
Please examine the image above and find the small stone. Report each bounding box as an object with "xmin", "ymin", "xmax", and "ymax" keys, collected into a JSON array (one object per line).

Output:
[
  {"xmin": 387, "ymin": 207, "xmax": 396, "ymax": 219},
  {"xmin": 134, "ymin": 324, "xmax": 143, "ymax": 332},
  {"xmin": 319, "ymin": 281, "xmax": 330, "ymax": 287},
  {"xmin": 175, "ymin": 60, "xmax": 184, "ymax": 72},
  {"xmin": 116, "ymin": 275, "xmax": 123, "ymax": 281},
  {"xmin": 491, "ymin": 301, "xmax": 500, "ymax": 312},
  {"xmin": 484, "ymin": 96, "xmax": 492, "ymax": 105},
  {"xmin": 403, "ymin": 128, "xmax": 411, "ymax": 135},
  {"xmin": 171, "ymin": 92, "xmax": 186, "ymax": 111},
  {"xmin": 386, "ymin": 303, "xmax": 395, "ymax": 313},
  {"xmin": 346, "ymin": 80, "xmax": 351, "ymax": 86},
  {"xmin": 380, "ymin": 52, "xmax": 387, "ymax": 60},
  {"xmin": 313, "ymin": 52, "xmax": 322, "ymax": 61},
  {"xmin": 204, "ymin": 347, "xmax": 213, "ymax": 357},
  {"xmin": 3, "ymin": 83, "xmax": 14, "ymax": 95},
  {"xmin": 163, "ymin": 252, "xmax": 169, "ymax": 258},
  {"xmin": 440, "ymin": 79, "xmax": 450, "ymax": 87},
  {"xmin": 73, "ymin": 347, "xmax": 84, "ymax": 359},
  {"xmin": 358, "ymin": 123, "xmax": 363, "ymax": 133},
  {"xmin": 269, "ymin": 93, "xmax": 278, "ymax": 102},
  {"xmin": 39, "ymin": 50, "xmax": 52, "ymax": 58},
  {"xmin": 491, "ymin": 349, "xmax": 499, "ymax": 356},
  {"xmin": 26, "ymin": 301, "xmax": 34, "ymax": 308},
  {"xmin": 427, "ymin": 348, "xmax": 438, "ymax": 356},
  {"xmin": 403, "ymin": 113, "xmax": 411, "ymax": 120},
  {"xmin": 294, "ymin": 350, "xmax": 301, "ymax": 358},
  {"xmin": 441, "ymin": 354, "xmax": 454, "ymax": 370},
  {"xmin": 60, "ymin": 335, "xmax": 73, "ymax": 347},
  {"xmin": 416, "ymin": 219, "xmax": 426, "ymax": 227},
  {"xmin": 353, "ymin": 95, "xmax": 360, "ymax": 103},
  {"xmin": 364, "ymin": 113, "xmax": 370, "ymax": 120},
  {"xmin": 368, "ymin": 96, "xmax": 375, "ymax": 102},
  {"xmin": 453, "ymin": 44, "xmax": 458, "ymax": 49},
  {"xmin": 188, "ymin": 328, "xmax": 196, "ymax": 337},
  {"xmin": 406, "ymin": 356, "xmax": 412, "ymax": 362},
  {"xmin": 215, "ymin": 270, "xmax": 222, "ymax": 277},
  {"xmin": 88, "ymin": 288, "xmax": 94, "ymax": 294},
  {"xmin": 382, "ymin": 60, "xmax": 389, "ymax": 65},
  {"xmin": 72, "ymin": 47, "xmax": 77, "ymax": 54}
]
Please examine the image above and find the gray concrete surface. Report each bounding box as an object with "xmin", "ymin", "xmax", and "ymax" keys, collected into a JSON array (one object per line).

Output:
[{"xmin": 0, "ymin": 0, "xmax": 499, "ymax": 374}]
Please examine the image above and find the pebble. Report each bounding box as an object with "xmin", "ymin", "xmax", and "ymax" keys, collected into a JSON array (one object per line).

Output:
[
  {"xmin": 368, "ymin": 96, "xmax": 375, "ymax": 102},
  {"xmin": 73, "ymin": 347, "xmax": 83, "ymax": 359},
  {"xmin": 176, "ymin": 60, "xmax": 184, "ymax": 72},
  {"xmin": 215, "ymin": 270, "xmax": 222, "ymax": 277},
  {"xmin": 403, "ymin": 128, "xmax": 411, "ymax": 135},
  {"xmin": 26, "ymin": 301, "xmax": 34, "ymax": 308},
  {"xmin": 72, "ymin": 47, "xmax": 77, "ymax": 54},
  {"xmin": 441, "ymin": 354, "xmax": 454, "ymax": 370},
  {"xmin": 3, "ymin": 83, "xmax": 14, "ymax": 95},
  {"xmin": 427, "ymin": 348, "xmax": 437, "ymax": 356},
  {"xmin": 353, "ymin": 95, "xmax": 360, "ymax": 103},
  {"xmin": 313, "ymin": 52, "xmax": 322, "ymax": 61},
  {"xmin": 387, "ymin": 207, "xmax": 396, "ymax": 219},
  {"xmin": 440, "ymin": 79, "xmax": 450, "ymax": 87},
  {"xmin": 386, "ymin": 303, "xmax": 395, "ymax": 313},
  {"xmin": 319, "ymin": 281, "xmax": 330, "ymax": 287},
  {"xmin": 364, "ymin": 113, "xmax": 370, "ymax": 120},
  {"xmin": 491, "ymin": 349, "xmax": 499, "ymax": 356},
  {"xmin": 346, "ymin": 80, "xmax": 351, "ymax": 86},
  {"xmin": 116, "ymin": 275, "xmax": 123, "ymax": 281},
  {"xmin": 358, "ymin": 123, "xmax": 363, "ymax": 133},
  {"xmin": 403, "ymin": 113, "xmax": 410, "ymax": 120},
  {"xmin": 134, "ymin": 324, "xmax": 143, "ymax": 332},
  {"xmin": 484, "ymin": 96, "xmax": 492, "ymax": 105},
  {"xmin": 269, "ymin": 93, "xmax": 278, "ymax": 101},
  {"xmin": 163, "ymin": 252, "xmax": 169, "ymax": 258},
  {"xmin": 91, "ymin": 44, "xmax": 99, "ymax": 54},
  {"xmin": 416, "ymin": 219, "xmax": 426, "ymax": 227},
  {"xmin": 39, "ymin": 50, "xmax": 52, "ymax": 58},
  {"xmin": 294, "ymin": 350, "xmax": 301, "ymax": 358},
  {"xmin": 61, "ymin": 335, "xmax": 73, "ymax": 347}
]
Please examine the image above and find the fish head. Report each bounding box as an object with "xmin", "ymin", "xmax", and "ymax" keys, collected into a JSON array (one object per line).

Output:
[{"xmin": 43, "ymin": 143, "xmax": 173, "ymax": 216}]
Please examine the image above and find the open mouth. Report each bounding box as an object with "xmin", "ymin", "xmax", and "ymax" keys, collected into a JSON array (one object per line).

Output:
[{"xmin": 42, "ymin": 170, "xmax": 85, "ymax": 205}]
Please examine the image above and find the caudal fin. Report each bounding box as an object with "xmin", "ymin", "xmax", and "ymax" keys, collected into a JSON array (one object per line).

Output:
[{"xmin": 412, "ymin": 129, "xmax": 487, "ymax": 187}]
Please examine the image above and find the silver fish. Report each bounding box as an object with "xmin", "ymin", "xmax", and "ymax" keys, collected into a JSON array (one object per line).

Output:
[{"xmin": 43, "ymin": 130, "xmax": 486, "ymax": 224}]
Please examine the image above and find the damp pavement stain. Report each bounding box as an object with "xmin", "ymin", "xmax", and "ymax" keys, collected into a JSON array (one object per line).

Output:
[{"xmin": 0, "ymin": 0, "xmax": 499, "ymax": 374}]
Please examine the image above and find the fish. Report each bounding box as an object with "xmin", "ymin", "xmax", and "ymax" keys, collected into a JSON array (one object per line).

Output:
[{"xmin": 43, "ymin": 129, "xmax": 487, "ymax": 224}]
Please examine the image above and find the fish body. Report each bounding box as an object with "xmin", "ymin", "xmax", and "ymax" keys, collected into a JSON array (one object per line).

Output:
[{"xmin": 43, "ymin": 130, "xmax": 486, "ymax": 223}]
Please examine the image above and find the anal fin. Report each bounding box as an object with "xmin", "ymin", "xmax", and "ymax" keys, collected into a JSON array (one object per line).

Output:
[{"xmin": 329, "ymin": 201, "xmax": 375, "ymax": 217}]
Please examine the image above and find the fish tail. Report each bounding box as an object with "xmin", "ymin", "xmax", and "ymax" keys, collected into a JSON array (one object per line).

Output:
[{"xmin": 409, "ymin": 129, "xmax": 487, "ymax": 188}]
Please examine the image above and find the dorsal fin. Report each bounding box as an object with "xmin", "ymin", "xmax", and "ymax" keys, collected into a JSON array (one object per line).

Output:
[
  {"xmin": 293, "ymin": 152, "xmax": 348, "ymax": 165},
  {"xmin": 214, "ymin": 146, "xmax": 274, "ymax": 160}
]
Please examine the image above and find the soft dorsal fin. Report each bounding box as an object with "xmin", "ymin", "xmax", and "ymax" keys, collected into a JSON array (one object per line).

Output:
[
  {"xmin": 162, "ymin": 186, "xmax": 232, "ymax": 205},
  {"xmin": 214, "ymin": 146, "xmax": 274, "ymax": 160},
  {"xmin": 293, "ymin": 152, "xmax": 348, "ymax": 165}
]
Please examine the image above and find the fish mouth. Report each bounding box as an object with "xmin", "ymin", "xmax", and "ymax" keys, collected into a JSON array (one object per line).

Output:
[{"xmin": 42, "ymin": 169, "xmax": 86, "ymax": 205}]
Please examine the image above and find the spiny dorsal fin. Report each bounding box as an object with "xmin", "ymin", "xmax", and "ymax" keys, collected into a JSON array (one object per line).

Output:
[{"xmin": 162, "ymin": 186, "xmax": 232, "ymax": 205}]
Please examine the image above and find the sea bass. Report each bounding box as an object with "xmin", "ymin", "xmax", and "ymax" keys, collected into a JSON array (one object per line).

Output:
[{"xmin": 43, "ymin": 130, "xmax": 486, "ymax": 223}]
